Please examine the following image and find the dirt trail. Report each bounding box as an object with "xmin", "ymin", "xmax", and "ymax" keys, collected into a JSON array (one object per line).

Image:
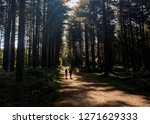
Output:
[{"xmin": 55, "ymin": 69, "xmax": 150, "ymax": 107}]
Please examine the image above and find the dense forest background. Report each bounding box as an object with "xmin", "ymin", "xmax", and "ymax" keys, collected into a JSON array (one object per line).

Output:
[{"xmin": 0, "ymin": 0, "xmax": 150, "ymax": 106}]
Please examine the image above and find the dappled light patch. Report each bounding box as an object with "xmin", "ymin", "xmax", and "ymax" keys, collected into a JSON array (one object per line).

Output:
[{"xmin": 56, "ymin": 68, "xmax": 150, "ymax": 107}]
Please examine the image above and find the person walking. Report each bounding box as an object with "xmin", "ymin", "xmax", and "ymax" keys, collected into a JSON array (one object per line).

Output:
[
  {"xmin": 69, "ymin": 69, "xmax": 73, "ymax": 79},
  {"xmin": 65, "ymin": 68, "xmax": 68, "ymax": 79}
]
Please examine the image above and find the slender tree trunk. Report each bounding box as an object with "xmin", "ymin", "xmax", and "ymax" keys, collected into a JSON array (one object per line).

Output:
[
  {"xmin": 42, "ymin": 0, "xmax": 47, "ymax": 67},
  {"xmin": 119, "ymin": 1, "xmax": 126, "ymax": 71},
  {"xmin": 135, "ymin": 16, "xmax": 141, "ymax": 70},
  {"xmin": 48, "ymin": 29, "xmax": 52, "ymax": 67},
  {"xmin": 3, "ymin": 0, "xmax": 12, "ymax": 71},
  {"xmin": 47, "ymin": 3, "xmax": 52, "ymax": 68},
  {"xmin": 35, "ymin": 0, "xmax": 40, "ymax": 66},
  {"xmin": 10, "ymin": 0, "xmax": 16, "ymax": 71},
  {"xmin": 84, "ymin": 23, "xmax": 90, "ymax": 70},
  {"xmin": 96, "ymin": 23, "xmax": 101, "ymax": 68},
  {"xmin": 123, "ymin": 17, "xmax": 129, "ymax": 72},
  {"xmin": 28, "ymin": 37, "xmax": 32, "ymax": 66},
  {"xmin": 51, "ymin": 32, "xmax": 55, "ymax": 66},
  {"xmin": 90, "ymin": 24, "xmax": 96, "ymax": 70},
  {"xmin": 16, "ymin": 0, "xmax": 25, "ymax": 81},
  {"xmin": 128, "ymin": 0, "xmax": 135, "ymax": 71},
  {"xmin": 78, "ymin": 23, "xmax": 83, "ymax": 67},
  {"xmin": 32, "ymin": 0, "xmax": 37, "ymax": 68},
  {"xmin": 102, "ymin": 0, "xmax": 109, "ymax": 76},
  {"xmin": 55, "ymin": 30, "xmax": 61, "ymax": 65}
]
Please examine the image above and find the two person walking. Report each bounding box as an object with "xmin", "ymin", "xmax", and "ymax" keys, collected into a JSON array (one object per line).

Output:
[{"xmin": 65, "ymin": 68, "xmax": 73, "ymax": 79}]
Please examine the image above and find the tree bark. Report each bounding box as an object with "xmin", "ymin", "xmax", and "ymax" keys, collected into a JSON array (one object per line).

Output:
[
  {"xmin": 10, "ymin": 0, "xmax": 16, "ymax": 71},
  {"xmin": 16, "ymin": 0, "xmax": 25, "ymax": 81},
  {"xmin": 3, "ymin": 0, "xmax": 12, "ymax": 71}
]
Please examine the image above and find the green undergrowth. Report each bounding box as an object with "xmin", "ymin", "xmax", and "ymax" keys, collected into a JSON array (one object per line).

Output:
[
  {"xmin": 127, "ymin": 70, "xmax": 150, "ymax": 91},
  {"xmin": 93, "ymin": 73, "xmax": 135, "ymax": 91},
  {"xmin": 94, "ymin": 70, "xmax": 150, "ymax": 92},
  {"xmin": 0, "ymin": 67, "xmax": 61, "ymax": 107}
]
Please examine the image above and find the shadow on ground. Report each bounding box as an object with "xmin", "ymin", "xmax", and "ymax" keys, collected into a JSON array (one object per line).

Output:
[{"xmin": 55, "ymin": 72, "xmax": 150, "ymax": 107}]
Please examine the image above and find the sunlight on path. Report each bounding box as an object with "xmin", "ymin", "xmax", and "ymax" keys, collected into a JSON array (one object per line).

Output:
[{"xmin": 55, "ymin": 68, "xmax": 150, "ymax": 107}]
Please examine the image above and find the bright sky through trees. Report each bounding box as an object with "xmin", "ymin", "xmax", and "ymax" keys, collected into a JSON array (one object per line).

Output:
[{"xmin": 66, "ymin": 0, "xmax": 80, "ymax": 8}]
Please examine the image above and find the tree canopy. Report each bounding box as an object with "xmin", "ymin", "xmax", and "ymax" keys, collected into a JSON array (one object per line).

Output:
[{"xmin": 0, "ymin": 0, "xmax": 150, "ymax": 80}]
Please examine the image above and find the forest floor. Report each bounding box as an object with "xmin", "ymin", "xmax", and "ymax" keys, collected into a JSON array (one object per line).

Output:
[{"xmin": 55, "ymin": 68, "xmax": 150, "ymax": 107}]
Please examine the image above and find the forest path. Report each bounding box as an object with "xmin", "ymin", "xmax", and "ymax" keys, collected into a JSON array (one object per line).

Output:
[{"xmin": 55, "ymin": 68, "xmax": 150, "ymax": 107}]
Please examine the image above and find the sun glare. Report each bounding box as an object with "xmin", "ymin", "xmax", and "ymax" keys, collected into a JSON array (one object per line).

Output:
[{"xmin": 66, "ymin": 0, "xmax": 80, "ymax": 8}]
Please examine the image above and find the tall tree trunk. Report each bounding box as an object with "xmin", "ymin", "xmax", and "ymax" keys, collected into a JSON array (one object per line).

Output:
[
  {"xmin": 16, "ymin": 0, "xmax": 25, "ymax": 81},
  {"xmin": 96, "ymin": 23, "xmax": 101, "ymax": 68},
  {"xmin": 123, "ymin": 17, "xmax": 129, "ymax": 71},
  {"xmin": 3, "ymin": 0, "xmax": 12, "ymax": 71},
  {"xmin": 48, "ymin": 29, "xmax": 52, "ymax": 67},
  {"xmin": 119, "ymin": 1, "xmax": 126, "ymax": 71},
  {"xmin": 128, "ymin": 0, "xmax": 135, "ymax": 71},
  {"xmin": 51, "ymin": 32, "xmax": 55, "ymax": 66},
  {"xmin": 85, "ymin": 23, "xmax": 90, "ymax": 70},
  {"xmin": 90, "ymin": 24, "xmax": 96, "ymax": 70},
  {"xmin": 27, "ymin": 13, "xmax": 33, "ymax": 66},
  {"xmin": 78, "ymin": 23, "xmax": 83, "ymax": 67},
  {"xmin": 32, "ymin": 0, "xmax": 37, "ymax": 68},
  {"xmin": 35, "ymin": 0, "xmax": 40, "ymax": 66},
  {"xmin": 42, "ymin": 0, "xmax": 47, "ymax": 67},
  {"xmin": 28, "ymin": 36, "xmax": 32, "ymax": 66},
  {"xmin": 102, "ymin": 0, "xmax": 109, "ymax": 76},
  {"xmin": 55, "ymin": 30, "xmax": 61, "ymax": 65},
  {"xmin": 47, "ymin": 3, "xmax": 52, "ymax": 68},
  {"xmin": 10, "ymin": 0, "xmax": 16, "ymax": 71},
  {"xmin": 135, "ymin": 16, "xmax": 141, "ymax": 70}
]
